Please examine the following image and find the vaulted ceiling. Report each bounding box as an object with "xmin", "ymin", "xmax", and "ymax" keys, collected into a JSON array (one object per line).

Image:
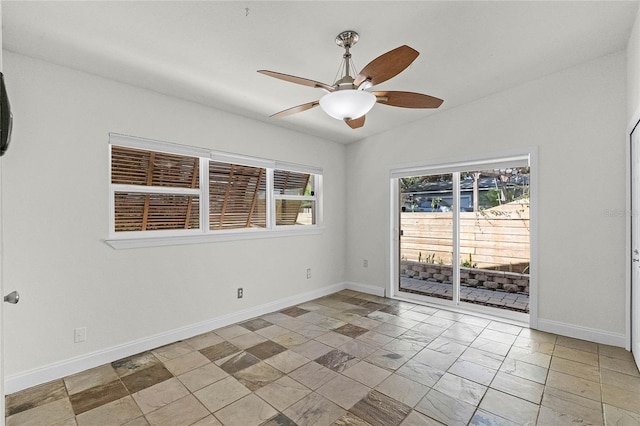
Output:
[{"xmin": 3, "ymin": 1, "xmax": 638, "ymax": 143}]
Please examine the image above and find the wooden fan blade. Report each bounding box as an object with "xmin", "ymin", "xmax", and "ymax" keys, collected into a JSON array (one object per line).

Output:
[
  {"xmin": 374, "ymin": 91, "xmax": 444, "ymax": 108},
  {"xmin": 354, "ymin": 45, "xmax": 419, "ymax": 87},
  {"xmin": 345, "ymin": 116, "xmax": 365, "ymax": 129},
  {"xmin": 271, "ymin": 100, "xmax": 320, "ymax": 118},
  {"xmin": 258, "ymin": 70, "xmax": 335, "ymax": 92}
]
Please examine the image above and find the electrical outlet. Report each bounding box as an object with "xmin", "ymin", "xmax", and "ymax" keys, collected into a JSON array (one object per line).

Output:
[
  {"xmin": 306, "ymin": 268, "xmax": 311, "ymax": 279},
  {"xmin": 364, "ymin": 259, "xmax": 368, "ymax": 268},
  {"xmin": 237, "ymin": 288, "xmax": 243, "ymax": 299},
  {"xmin": 74, "ymin": 327, "xmax": 87, "ymax": 343}
]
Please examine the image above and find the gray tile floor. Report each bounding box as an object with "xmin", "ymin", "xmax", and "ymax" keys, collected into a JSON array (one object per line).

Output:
[{"xmin": 5, "ymin": 290, "xmax": 640, "ymax": 425}]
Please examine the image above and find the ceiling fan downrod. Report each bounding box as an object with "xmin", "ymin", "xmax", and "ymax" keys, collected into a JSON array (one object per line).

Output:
[{"xmin": 335, "ymin": 30, "xmax": 360, "ymax": 87}]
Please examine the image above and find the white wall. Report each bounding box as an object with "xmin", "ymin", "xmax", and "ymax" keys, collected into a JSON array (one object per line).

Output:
[
  {"xmin": 346, "ymin": 52, "xmax": 627, "ymax": 343},
  {"xmin": 1, "ymin": 51, "xmax": 346, "ymax": 379},
  {"xmin": 628, "ymin": 7, "xmax": 640, "ymax": 122}
]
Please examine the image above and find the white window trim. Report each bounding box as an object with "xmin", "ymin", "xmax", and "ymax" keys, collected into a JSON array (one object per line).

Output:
[
  {"xmin": 106, "ymin": 133, "xmax": 324, "ymax": 249},
  {"xmin": 110, "ymin": 133, "xmax": 211, "ymax": 158},
  {"xmin": 111, "ymin": 185, "xmax": 201, "ymax": 196},
  {"xmin": 275, "ymin": 195, "xmax": 314, "ymax": 201},
  {"xmin": 106, "ymin": 227, "xmax": 325, "ymax": 250}
]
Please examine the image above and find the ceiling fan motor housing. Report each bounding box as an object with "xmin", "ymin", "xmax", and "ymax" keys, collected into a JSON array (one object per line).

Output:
[{"xmin": 335, "ymin": 30, "xmax": 359, "ymax": 48}]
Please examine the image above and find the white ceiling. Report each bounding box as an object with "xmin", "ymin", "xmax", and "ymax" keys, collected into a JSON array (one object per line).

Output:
[{"xmin": 2, "ymin": 1, "xmax": 639, "ymax": 144}]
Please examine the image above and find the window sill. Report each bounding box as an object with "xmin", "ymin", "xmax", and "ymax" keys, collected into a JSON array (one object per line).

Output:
[{"xmin": 104, "ymin": 227, "xmax": 325, "ymax": 249}]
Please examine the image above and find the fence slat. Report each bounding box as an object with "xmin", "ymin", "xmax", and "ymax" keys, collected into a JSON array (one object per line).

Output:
[{"xmin": 400, "ymin": 208, "xmax": 529, "ymax": 269}]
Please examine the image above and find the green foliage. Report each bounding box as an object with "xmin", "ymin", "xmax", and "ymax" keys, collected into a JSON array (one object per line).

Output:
[
  {"xmin": 484, "ymin": 188, "xmax": 501, "ymax": 208},
  {"xmin": 303, "ymin": 177, "xmax": 314, "ymax": 196},
  {"xmin": 399, "ymin": 177, "xmax": 424, "ymax": 192},
  {"xmin": 460, "ymin": 253, "xmax": 477, "ymax": 268},
  {"xmin": 431, "ymin": 197, "xmax": 443, "ymax": 210},
  {"xmin": 418, "ymin": 252, "xmax": 438, "ymax": 263},
  {"xmin": 416, "ymin": 252, "xmax": 440, "ymax": 264}
]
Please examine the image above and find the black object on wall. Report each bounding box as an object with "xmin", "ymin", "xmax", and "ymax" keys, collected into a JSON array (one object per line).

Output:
[{"xmin": 1, "ymin": 72, "xmax": 13, "ymax": 156}]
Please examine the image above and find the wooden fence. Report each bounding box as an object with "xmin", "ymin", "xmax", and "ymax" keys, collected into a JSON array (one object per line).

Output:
[{"xmin": 400, "ymin": 202, "xmax": 530, "ymax": 271}]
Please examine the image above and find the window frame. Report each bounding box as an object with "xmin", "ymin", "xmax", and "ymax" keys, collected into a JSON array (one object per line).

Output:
[
  {"xmin": 272, "ymin": 166, "xmax": 320, "ymax": 229},
  {"xmin": 106, "ymin": 134, "xmax": 323, "ymax": 249},
  {"xmin": 388, "ymin": 148, "xmax": 537, "ymax": 326}
]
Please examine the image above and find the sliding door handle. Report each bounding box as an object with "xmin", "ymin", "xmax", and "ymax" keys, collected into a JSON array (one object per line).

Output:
[{"xmin": 4, "ymin": 291, "xmax": 19, "ymax": 304}]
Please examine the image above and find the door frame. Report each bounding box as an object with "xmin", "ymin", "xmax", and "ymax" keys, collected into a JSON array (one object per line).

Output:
[
  {"xmin": 1, "ymin": 2, "xmax": 6, "ymax": 422},
  {"xmin": 627, "ymin": 110, "xmax": 640, "ymax": 369},
  {"xmin": 0, "ymin": 152, "xmax": 4, "ymax": 425},
  {"xmin": 388, "ymin": 147, "xmax": 538, "ymax": 328}
]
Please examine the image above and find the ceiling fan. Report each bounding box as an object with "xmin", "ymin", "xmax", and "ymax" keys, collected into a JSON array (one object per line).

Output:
[{"xmin": 258, "ymin": 30, "xmax": 443, "ymax": 129}]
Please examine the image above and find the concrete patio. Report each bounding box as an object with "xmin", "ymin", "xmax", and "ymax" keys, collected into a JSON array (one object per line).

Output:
[{"xmin": 400, "ymin": 276, "xmax": 530, "ymax": 313}]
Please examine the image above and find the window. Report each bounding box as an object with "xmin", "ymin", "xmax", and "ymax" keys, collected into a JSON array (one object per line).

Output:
[
  {"xmin": 107, "ymin": 134, "xmax": 322, "ymax": 248},
  {"xmin": 111, "ymin": 146, "xmax": 201, "ymax": 232},
  {"xmin": 209, "ymin": 161, "xmax": 267, "ymax": 230},
  {"xmin": 274, "ymin": 170, "xmax": 317, "ymax": 226}
]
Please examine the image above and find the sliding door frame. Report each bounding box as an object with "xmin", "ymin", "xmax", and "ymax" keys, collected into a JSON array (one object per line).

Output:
[{"xmin": 388, "ymin": 148, "xmax": 538, "ymax": 328}]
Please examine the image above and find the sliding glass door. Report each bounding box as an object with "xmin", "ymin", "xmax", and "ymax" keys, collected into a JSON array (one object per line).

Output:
[
  {"xmin": 399, "ymin": 173, "xmax": 454, "ymax": 301},
  {"xmin": 394, "ymin": 155, "xmax": 531, "ymax": 321}
]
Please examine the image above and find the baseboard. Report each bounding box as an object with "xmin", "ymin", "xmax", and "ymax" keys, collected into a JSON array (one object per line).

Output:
[
  {"xmin": 536, "ymin": 318, "xmax": 627, "ymax": 348},
  {"xmin": 344, "ymin": 281, "xmax": 386, "ymax": 297},
  {"xmin": 5, "ymin": 282, "xmax": 346, "ymax": 394}
]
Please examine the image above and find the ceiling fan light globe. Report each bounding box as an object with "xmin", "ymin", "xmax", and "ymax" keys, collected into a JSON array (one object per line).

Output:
[{"xmin": 319, "ymin": 90, "xmax": 376, "ymax": 120}]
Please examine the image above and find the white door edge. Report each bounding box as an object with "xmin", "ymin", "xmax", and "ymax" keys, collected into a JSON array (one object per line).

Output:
[{"xmin": 629, "ymin": 112, "xmax": 640, "ymax": 371}]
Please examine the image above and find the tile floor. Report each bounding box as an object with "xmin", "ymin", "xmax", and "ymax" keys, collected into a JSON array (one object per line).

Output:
[{"xmin": 5, "ymin": 290, "xmax": 640, "ymax": 426}]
